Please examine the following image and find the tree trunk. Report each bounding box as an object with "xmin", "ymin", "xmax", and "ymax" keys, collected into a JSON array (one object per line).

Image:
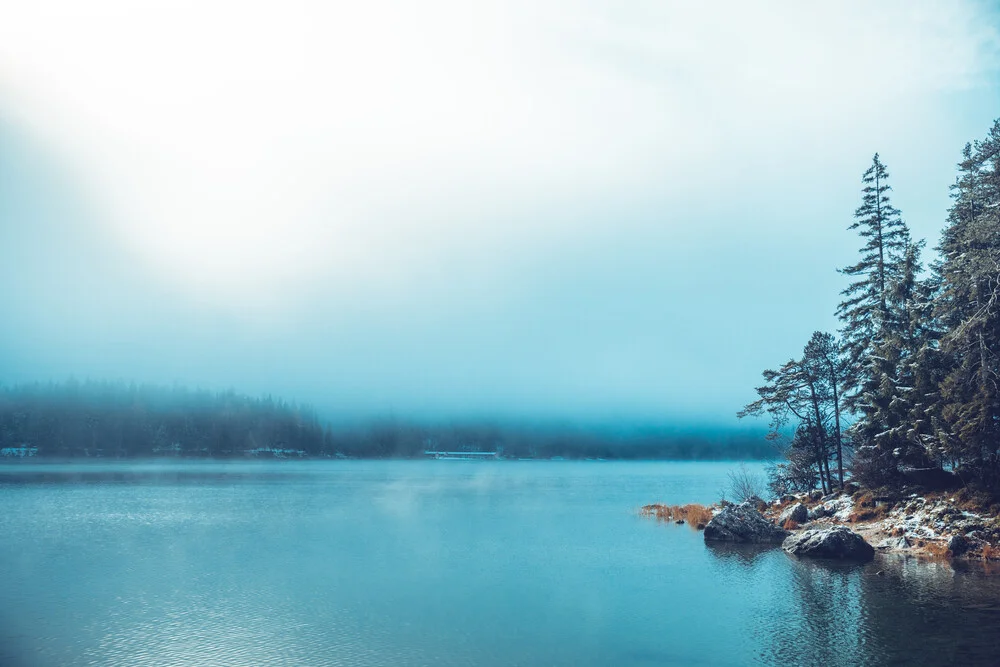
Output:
[
  {"xmin": 808, "ymin": 380, "xmax": 831, "ymax": 493},
  {"xmin": 829, "ymin": 360, "xmax": 845, "ymax": 489}
]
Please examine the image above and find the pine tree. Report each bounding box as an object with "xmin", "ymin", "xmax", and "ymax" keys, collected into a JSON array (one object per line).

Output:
[
  {"xmin": 837, "ymin": 154, "xmax": 912, "ymax": 390},
  {"xmin": 803, "ymin": 332, "xmax": 848, "ymax": 489},
  {"xmin": 740, "ymin": 332, "xmax": 847, "ymax": 493},
  {"xmin": 836, "ymin": 154, "xmax": 917, "ymax": 484},
  {"xmin": 932, "ymin": 120, "xmax": 1000, "ymax": 487},
  {"xmin": 891, "ymin": 242, "xmax": 946, "ymax": 468}
]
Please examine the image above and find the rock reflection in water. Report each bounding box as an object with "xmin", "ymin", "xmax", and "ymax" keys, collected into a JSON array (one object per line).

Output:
[
  {"xmin": 704, "ymin": 541, "xmax": 1000, "ymax": 666},
  {"xmin": 858, "ymin": 555, "xmax": 1000, "ymax": 664}
]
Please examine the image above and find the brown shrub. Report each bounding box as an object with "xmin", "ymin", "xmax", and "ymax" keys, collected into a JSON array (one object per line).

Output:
[
  {"xmin": 681, "ymin": 504, "xmax": 714, "ymax": 527},
  {"xmin": 845, "ymin": 491, "xmax": 887, "ymax": 523},
  {"xmin": 955, "ymin": 488, "xmax": 987, "ymax": 513},
  {"xmin": 782, "ymin": 519, "xmax": 800, "ymax": 530},
  {"xmin": 640, "ymin": 504, "xmax": 673, "ymax": 520},
  {"xmin": 924, "ymin": 541, "xmax": 950, "ymax": 559},
  {"xmin": 848, "ymin": 504, "xmax": 888, "ymax": 524},
  {"xmin": 981, "ymin": 544, "xmax": 1000, "ymax": 561},
  {"xmin": 640, "ymin": 503, "xmax": 713, "ymax": 528}
]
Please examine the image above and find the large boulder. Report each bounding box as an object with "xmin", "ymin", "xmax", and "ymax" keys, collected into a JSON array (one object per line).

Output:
[
  {"xmin": 947, "ymin": 534, "xmax": 970, "ymax": 556},
  {"xmin": 704, "ymin": 502, "xmax": 790, "ymax": 544},
  {"xmin": 783, "ymin": 526, "xmax": 875, "ymax": 562},
  {"xmin": 779, "ymin": 502, "xmax": 808, "ymax": 525}
]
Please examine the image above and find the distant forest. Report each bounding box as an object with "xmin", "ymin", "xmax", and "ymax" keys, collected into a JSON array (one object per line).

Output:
[
  {"xmin": 742, "ymin": 118, "xmax": 1000, "ymax": 495},
  {"xmin": 0, "ymin": 381, "xmax": 771, "ymax": 460}
]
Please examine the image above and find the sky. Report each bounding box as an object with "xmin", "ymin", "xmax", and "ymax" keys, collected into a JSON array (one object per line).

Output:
[{"xmin": 1, "ymin": 0, "xmax": 999, "ymax": 426}]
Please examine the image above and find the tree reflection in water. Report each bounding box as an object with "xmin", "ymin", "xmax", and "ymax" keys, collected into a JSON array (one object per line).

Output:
[{"xmin": 704, "ymin": 542, "xmax": 1000, "ymax": 666}]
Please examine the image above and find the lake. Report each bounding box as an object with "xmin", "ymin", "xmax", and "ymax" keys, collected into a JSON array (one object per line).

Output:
[{"xmin": 1, "ymin": 460, "xmax": 999, "ymax": 666}]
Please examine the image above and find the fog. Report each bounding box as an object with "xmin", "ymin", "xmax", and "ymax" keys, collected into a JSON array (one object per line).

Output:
[{"xmin": 1, "ymin": 1, "xmax": 999, "ymax": 426}]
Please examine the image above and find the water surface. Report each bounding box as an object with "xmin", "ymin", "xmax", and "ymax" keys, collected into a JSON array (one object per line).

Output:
[{"xmin": 2, "ymin": 460, "xmax": 999, "ymax": 666}]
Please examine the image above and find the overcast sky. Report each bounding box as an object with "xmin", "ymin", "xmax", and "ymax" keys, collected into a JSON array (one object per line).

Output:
[{"xmin": 1, "ymin": 1, "xmax": 999, "ymax": 425}]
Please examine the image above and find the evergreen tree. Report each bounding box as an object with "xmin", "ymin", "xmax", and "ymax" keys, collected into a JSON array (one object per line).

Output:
[
  {"xmin": 837, "ymin": 154, "xmax": 912, "ymax": 393},
  {"xmin": 803, "ymin": 331, "xmax": 848, "ymax": 488},
  {"xmin": 740, "ymin": 332, "xmax": 847, "ymax": 493},
  {"xmin": 890, "ymin": 241, "xmax": 946, "ymax": 467},
  {"xmin": 837, "ymin": 154, "xmax": 919, "ymax": 484},
  {"xmin": 932, "ymin": 120, "xmax": 1000, "ymax": 487}
]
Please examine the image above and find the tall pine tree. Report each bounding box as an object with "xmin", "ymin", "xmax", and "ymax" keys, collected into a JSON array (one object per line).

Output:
[
  {"xmin": 932, "ymin": 121, "xmax": 1000, "ymax": 488},
  {"xmin": 837, "ymin": 154, "xmax": 918, "ymax": 485}
]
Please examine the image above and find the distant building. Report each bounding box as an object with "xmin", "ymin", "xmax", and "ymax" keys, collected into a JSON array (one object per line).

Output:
[
  {"xmin": 245, "ymin": 447, "xmax": 306, "ymax": 458},
  {"xmin": 423, "ymin": 450, "xmax": 499, "ymax": 460},
  {"xmin": 1, "ymin": 446, "xmax": 38, "ymax": 458}
]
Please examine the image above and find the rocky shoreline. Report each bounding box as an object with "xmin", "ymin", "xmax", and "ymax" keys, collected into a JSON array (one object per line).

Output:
[{"xmin": 641, "ymin": 485, "xmax": 1000, "ymax": 564}]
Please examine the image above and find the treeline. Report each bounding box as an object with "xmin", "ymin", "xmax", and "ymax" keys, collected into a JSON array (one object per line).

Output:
[
  {"xmin": 332, "ymin": 421, "xmax": 773, "ymax": 460},
  {"xmin": 742, "ymin": 118, "xmax": 1000, "ymax": 495},
  {"xmin": 0, "ymin": 380, "xmax": 772, "ymax": 460},
  {"xmin": 0, "ymin": 381, "xmax": 332, "ymax": 457}
]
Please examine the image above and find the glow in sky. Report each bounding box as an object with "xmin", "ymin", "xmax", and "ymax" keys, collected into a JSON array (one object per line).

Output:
[{"xmin": 1, "ymin": 1, "xmax": 999, "ymax": 422}]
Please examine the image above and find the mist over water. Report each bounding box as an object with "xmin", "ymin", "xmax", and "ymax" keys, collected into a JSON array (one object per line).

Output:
[
  {"xmin": 2, "ymin": 461, "xmax": 999, "ymax": 667},
  {"xmin": 3, "ymin": 4, "xmax": 1000, "ymax": 667}
]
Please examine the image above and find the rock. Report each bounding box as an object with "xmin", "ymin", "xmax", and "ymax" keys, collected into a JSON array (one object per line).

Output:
[
  {"xmin": 957, "ymin": 520, "xmax": 986, "ymax": 534},
  {"xmin": 807, "ymin": 505, "xmax": 828, "ymax": 520},
  {"xmin": 703, "ymin": 502, "xmax": 790, "ymax": 544},
  {"xmin": 824, "ymin": 497, "xmax": 855, "ymax": 522},
  {"xmin": 675, "ymin": 519, "xmax": 685, "ymax": 525},
  {"xmin": 947, "ymin": 534, "xmax": 970, "ymax": 556},
  {"xmin": 779, "ymin": 502, "xmax": 808, "ymax": 525},
  {"xmin": 782, "ymin": 526, "xmax": 875, "ymax": 562},
  {"xmin": 876, "ymin": 536, "xmax": 910, "ymax": 550},
  {"xmin": 809, "ymin": 490, "xmax": 824, "ymax": 501}
]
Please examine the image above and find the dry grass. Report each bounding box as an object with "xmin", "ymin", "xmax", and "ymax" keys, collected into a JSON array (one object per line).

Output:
[
  {"xmin": 952, "ymin": 487, "xmax": 996, "ymax": 514},
  {"xmin": 847, "ymin": 491, "xmax": 889, "ymax": 523},
  {"xmin": 771, "ymin": 497, "xmax": 797, "ymax": 514},
  {"xmin": 782, "ymin": 519, "xmax": 800, "ymax": 530},
  {"xmin": 924, "ymin": 541, "xmax": 950, "ymax": 560},
  {"xmin": 848, "ymin": 505, "xmax": 889, "ymax": 523},
  {"xmin": 855, "ymin": 491, "xmax": 875, "ymax": 507},
  {"xmin": 980, "ymin": 544, "xmax": 1000, "ymax": 561},
  {"xmin": 640, "ymin": 503, "xmax": 713, "ymax": 528}
]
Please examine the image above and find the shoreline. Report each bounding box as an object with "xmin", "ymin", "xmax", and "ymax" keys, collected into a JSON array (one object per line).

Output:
[{"xmin": 642, "ymin": 486, "xmax": 1000, "ymax": 566}]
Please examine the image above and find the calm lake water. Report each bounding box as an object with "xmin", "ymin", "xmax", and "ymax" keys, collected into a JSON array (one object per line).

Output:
[{"xmin": 2, "ymin": 460, "xmax": 999, "ymax": 666}]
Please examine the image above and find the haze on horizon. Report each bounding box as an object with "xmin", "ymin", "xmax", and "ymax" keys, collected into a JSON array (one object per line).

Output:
[{"xmin": 1, "ymin": 0, "xmax": 999, "ymax": 427}]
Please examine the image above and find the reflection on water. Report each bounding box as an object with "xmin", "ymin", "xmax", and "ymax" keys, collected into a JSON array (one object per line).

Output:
[
  {"xmin": 1, "ymin": 461, "xmax": 999, "ymax": 666},
  {"xmin": 705, "ymin": 536, "xmax": 1000, "ymax": 666}
]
